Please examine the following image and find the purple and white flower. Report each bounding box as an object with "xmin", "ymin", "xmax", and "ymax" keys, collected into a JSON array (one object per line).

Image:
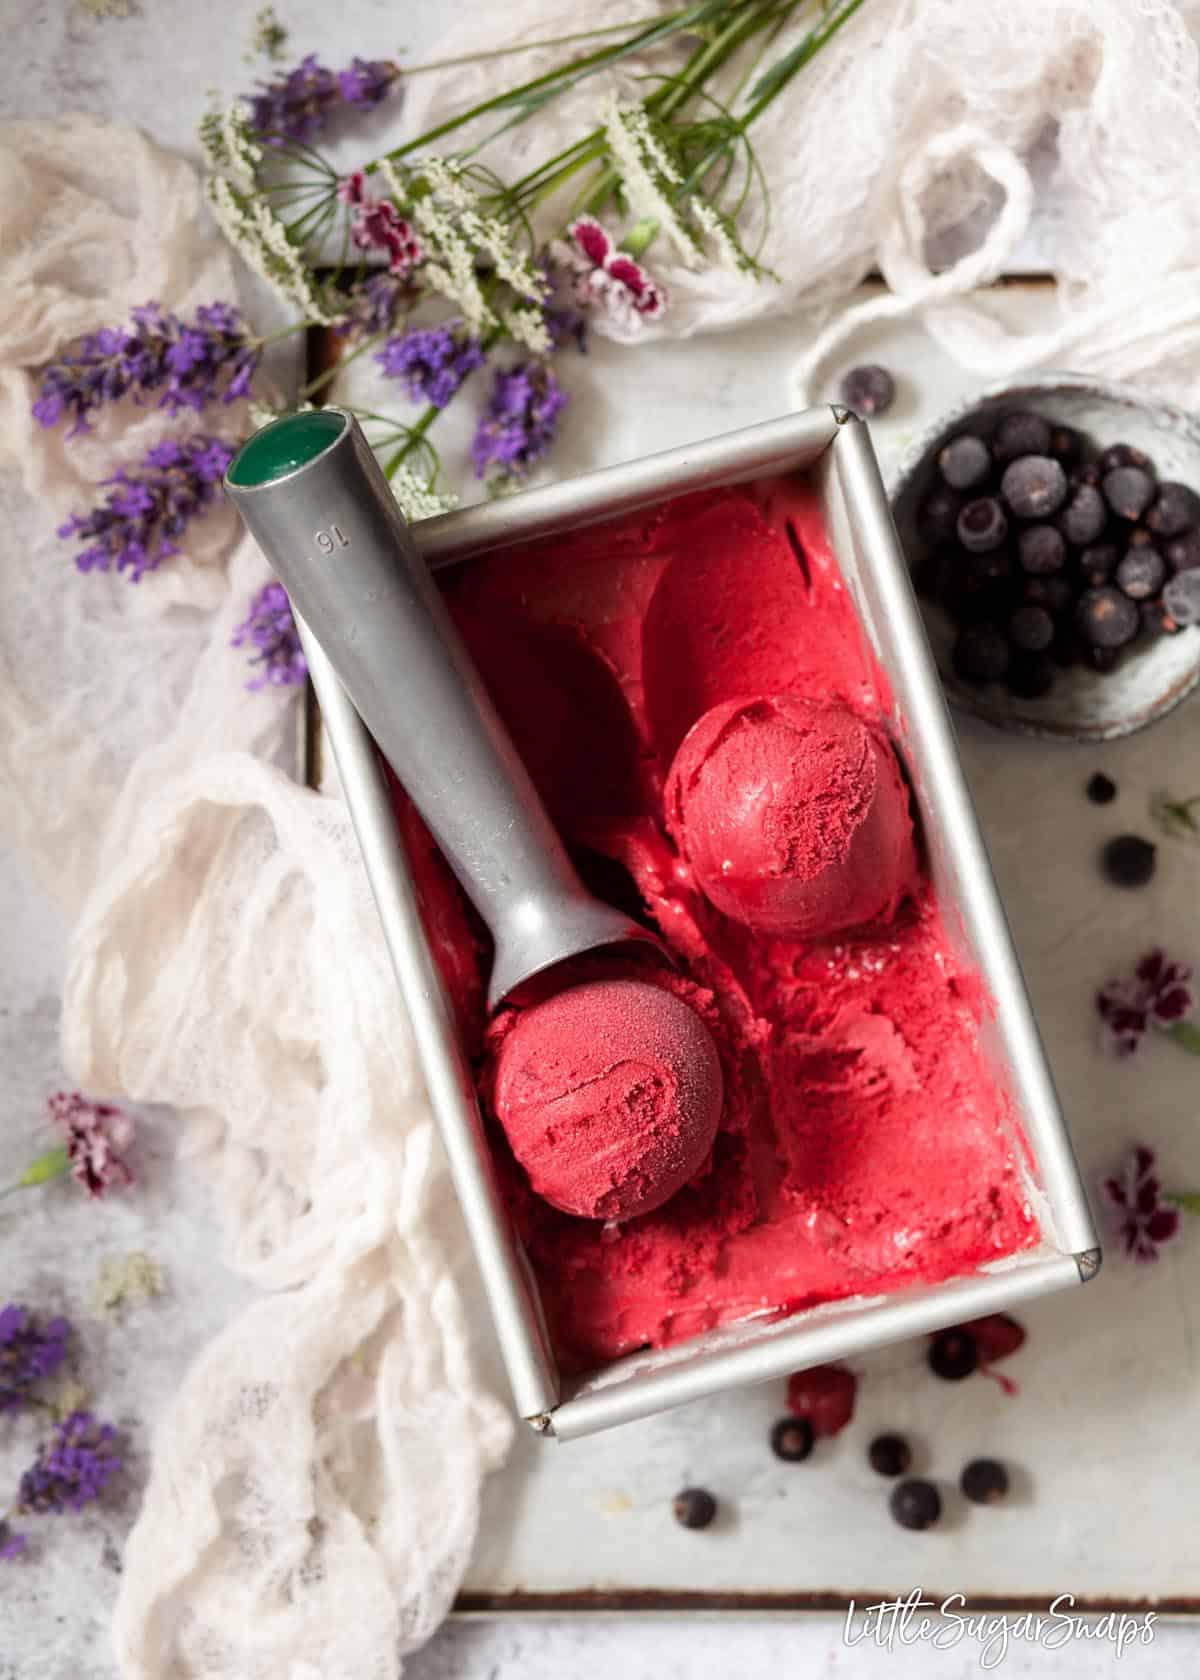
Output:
[
  {"xmin": 48, "ymin": 1092, "xmax": 134, "ymax": 1198},
  {"xmin": 1102, "ymin": 1144, "xmax": 1182, "ymax": 1262},
  {"xmin": 551, "ymin": 217, "xmax": 667, "ymax": 335},
  {"xmin": 339, "ymin": 173, "xmax": 424, "ymax": 278},
  {"xmin": 1096, "ymin": 949, "xmax": 1195, "ymax": 1056}
]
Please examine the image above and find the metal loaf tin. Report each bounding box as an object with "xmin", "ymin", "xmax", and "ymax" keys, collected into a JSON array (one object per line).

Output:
[{"xmin": 302, "ymin": 406, "xmax": 1101, "ymax": 1443}]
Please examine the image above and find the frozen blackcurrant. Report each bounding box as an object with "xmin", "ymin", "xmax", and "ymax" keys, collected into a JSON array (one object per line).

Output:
[
  {"xmin": 1163, "ymin": 569, "xmax": 1200, "ymax": 625},
  {"xmin": 1101, "ymin": 834, "xmax": 1156, "ymax": 888},
  {"xmin": 961, "ymin": 1458, "xmax": 1009, "ymax": 1505},
  {"xmin": 1099, "ymin": 442, "xmax": 1153, "ymax": 475},
  {"xmin": 1001, "ymin": 455, "xmax": 1068, "ymax": 520},
  {"xmin": 1071, "ymin": 461, "xmax": 1103, "ymax": 490},
  {"xmin": 1006, "ymin": 653, "xmax": 1056, "ymax": 698},
  {"xmin": 1057, "ymin": 484, "xmax": 1107, "ymax": 548},
  {"xmin": 953, "ymin": 624, "xmax": 1010, "ymax": 685},
  {"xmin": 1008, "ymin": 605, "xmax": 1055, "ymax": 653},
  {"xmin": 1116, "ymin": 546, "xmax": 1166, "ymax": 601},
  {"xmin": 1147, "ymin": 481, "xmax": 1200, "ymax": 538},
  {"xmin": 1075, "ymin": 587, "xmax": 1140, "ymax": 649},
  {"xmin": 993, "ymin": 411, "xmax": 1051, "ymax": 462},
  {"xmin": 929, "ymin": 1328, "xmax": 977, "ymax": 1380},
  {"xmin": 1022, "ymin": 573, "xmax": 1074, "ymax": 616},
  {"xmin": 1087, "ymin": 646, "xmax": 1120, "ymax": 673},
  {"xmin": 770, "ymin": 1417, "xmax": 815, "ymax": 1463},
  {"xmin": 673, "ymin": 1487, "xmax": 718, "ymax": 1529},
  {"xmin": 1018, "ymin": 524, "xmax": 1065, "ymax": 575},
  {"xmin": 1103, "ymin": 466, "xmax": 1156, "ymax": 522},
  {"xmin": 957, "ymin": 497, "xmax": 1008, "ymax": 554},
  {"xmin": 868, "ymin": 1434, "xmax": 912, "ymax": 1478},
  {"xmin": 919, "ymin": 485, "xmax": 964, "ymax": 544},
  {"xmin": 1165, "ymin": 531, "xmax": 1200, "ymax": 574},
  {"xmin": 1048, "ymin": 425, "xmax": 1082, "ymax": 464},
  {"xmin": 1078, "ymin": 542, "xmax": 1119, "ymax": 584},
  {"xmin": 1050, "ymin": 626, "xmax": 1084, "ymax": 668},
  {"xmin": 890, "ymin": 1479, "xmax": 942, "ymax": 1531},
  {"xmin": 1086, "ymin": 772, "xmax": 1118, "ymax": 804},
  {"xmin": 840, "ymin": 364, "xmax": 895, "ymax": 417},
  {"xmin": 938, "ymin": 434, "xmax": 992, "ymax": 492}
]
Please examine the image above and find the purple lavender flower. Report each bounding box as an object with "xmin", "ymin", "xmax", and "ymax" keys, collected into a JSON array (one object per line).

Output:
[
  {"xmin": 0, "ymin": 1522, "xmax": 26, "ymax": 1563},
  {"xmin": 58, "ymin": 434, "xmax": 235, "ymax": 583},
  {"xmin": 18, "ymin": 1411, "xmax": 122, "ymax": 1516},
  {"xmin": 232, "ymin": 581, "xmax": 307, "ymax": 691},
  {"xmin": 334, "ymin": 273, "xmax": 408, "ymax": 341},
  {"xmin": 248, "ymin": 53, "xmax": 395, "ymax": 145},
  {"xmin": 33, "ymin": 303, "xmax": 258, "ymax": 436},
  {"xmin": 471, "ymin": 362, "xmax": 568, "ymax": 484},
  {"xmin": 0, "ymin": 1307, "xmax": 71, "ymax": 1412},
  {"xmin": 48, "ymin": 1091, "xmax": 134, "ymax": 1198},
  {"xmin": 376, "ymin": 321, "xmax": 485, "ymax": 409}
]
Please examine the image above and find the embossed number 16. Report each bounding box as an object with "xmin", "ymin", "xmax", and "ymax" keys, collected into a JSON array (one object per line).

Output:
[{"xmin": 315, "ymin": 524, "xmax": 350, "ymax": 554}]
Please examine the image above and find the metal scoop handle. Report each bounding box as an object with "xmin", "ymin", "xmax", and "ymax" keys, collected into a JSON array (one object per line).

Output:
[{"xmin": 224, "ymin": 409, "xmax": 650, "ymax": 1007}]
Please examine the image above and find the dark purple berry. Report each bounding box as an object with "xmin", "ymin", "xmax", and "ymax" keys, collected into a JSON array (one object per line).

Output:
[
  {"xmin": 1147, "ymin": 482, "xmax": 1200, "ymax": 538},
  {"xmin": 1163, "ymin": 569, "xmax": 1200, "ymax": 625},
  {"xmin": 1101, "ymin": 834, "xmax": 1156, "ymax": 888},
  {"xmin": 1087, "ymin": 645, "xmax": 1120, "ymax": 673},
  {"xmin": 868, "ymin": 1434, "xmax": 912, "ymax": 1478},
  {"xmin": 993, "ymin": 411, "xmax": 1051, "ymax": 462},
  {"xmin": 1048, "ymin": 425, "xmax": 1082, "ymax": 465},
  {"xmin": 673, "ymin": 1487, "xmax": 718, "ymax": 1529},
  {"xmin": 1077, "ymin": 542, "xmax": 1119, "ymax": 585},
  {"xmin": 1086, "ymin": 772, "xmax": 1117, "ymax": 805},
  {"xmin": 1050, "ymin": 626, "xmax": 1084, "ymax": 668},
  {"xmin": 1071, "ymin": 462, "xmax": 1103, "ymax": 490},
  {"xmin": 957, "ymin": 497, "xmax": 1007, "ymax": 554},
  {"xmin": 1116, "ymin": 546, "xmax": 1166, "ymax": 601},
  {"xmin": 1001, "ymin": 455, "xmax": 1068, "ymax": 520},
  {"xmin": 1099, "ymin": 442, "xmax": 1152, "ymax": 476},
  {"xmin": 1076, "ymin": 587, "xmax": 1140, "ymax": 650},
  {"xmin": 1008, "ymin": 604, "xmax": 1055, "ymax": 653},
  {"xmin": 770, "ymin": 1416, "xmax": 815, "ymax": 1463},
  {"xmin": 1023, "ymin": 573, "xmax": 1075, "ymax": 617},
  {"xmin": 1006, "ymin": 652, "xmax": 1056, "ymax": 699},
  {"xmin": 953, "ymin": 624, "xmax": 1009, "ymax": 685},
  {"xmin": 919, "ymin": 485, "xmax": 963, "ymax": 545},
  {"xmin": 840, "ymin": 364, "xmax": 895, "ymax": 417},
  {"xmin": 889, "ymin": 1478, "xmax": 942, "ymax": 1531},
  {"xmin": 961, "ymin": 1458, "xmax": 1009, "ymax": 1505},
  {"xmin": 1141, "ymin": 599, "xmax": 1180, "ymax": 638},
  {"xmin": 1128, "ymin": 525, "xmax": 1155, "ymax": 547},
  {"xmin": 938, "ymin": 434, "xmax": 992, "ymax": 492},
  {"xmin": 929, "ymin": 1328, "xmax": 977, "ymax": 1380},
  {"xmin": 1017, "ymin": 524, "xmax": 1065, "ymax": 575},
  {"xmin": 1165, "ymin": 531, "xmax": 1200, "ymax": 574},
  {"xmin": 1056, "ymin": 485, "xmax": 1107, "ymax": 548},
  {"xmin": 941, "ymin": 548, "xmax": 1013, "ymax": 626},
  {"xmin": 1103, "ymin": 466, "xmax": 1156, "ymax": 522}
]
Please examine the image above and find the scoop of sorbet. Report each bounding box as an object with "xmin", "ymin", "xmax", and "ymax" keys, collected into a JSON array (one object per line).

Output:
[
  {"xmin": 492, "ymin": 977, "xmax": 723, "ymax": 1221},
  {"xmin": 664, "ymin": 695, "xmax": 917, "ymax": 939}
]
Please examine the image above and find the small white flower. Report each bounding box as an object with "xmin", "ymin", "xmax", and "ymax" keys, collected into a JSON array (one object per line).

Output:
[
  {"xmin": 205, "ymin": 177, "xmax": 342, "ymax": 324},
  {"xmin": 602, "ymin": 96, "xmax": 700, "ymax": 268},
  {"xmin": 503, "ymin": 303, "xmax": 552, "ymax": 355},
  {"xmin": 199, "ymin": 103, "xmax": 262, "ymax": 189},
  {"xmin": 390, "ymin": 468, "xmax": 458, "ymax": 522}
]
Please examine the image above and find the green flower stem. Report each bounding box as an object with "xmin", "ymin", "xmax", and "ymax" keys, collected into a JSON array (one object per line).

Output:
[
  {"xmin": 736, "ymin": 0, "xmax": 869, "ymax": 131},
  {"xmin": 1169, "ymin": 1021, "xmax": 1200, "ymax": 1055},
  {"xmin": 1167, "ymin": 1191, "xmax": 1200, "ymax": 1215},
  {"xmin": 300, "ymin": 330, "xmax": 385, "ymax": 399},
  {"xmin": 0, "ymin": 1144, "xmax": 69, "ymax": 1200},
  {"xmin": 405, "ymin": 18, "xmax": 687, "ymax": 77},
  {"xmin": 652, "ymin": 0, "xmax": 785, "ymax": 125},
  {"xmin": 383, "ymin": 407, "xmax": 438, "ymax": 477}
]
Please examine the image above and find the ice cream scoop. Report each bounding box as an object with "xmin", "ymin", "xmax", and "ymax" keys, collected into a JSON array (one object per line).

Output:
[
  {"xmin": 493, "ymin": 976, "xmax": 723, "ymax": 1221},
  {"xmin": 665, "ymin": 695, "xmax": 917, "ymax": 939}
]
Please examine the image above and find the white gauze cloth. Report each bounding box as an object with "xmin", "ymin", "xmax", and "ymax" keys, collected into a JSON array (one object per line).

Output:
[{"xmin": 5, "ymin": 2, "xmax": 1200, "ymax": 1675}]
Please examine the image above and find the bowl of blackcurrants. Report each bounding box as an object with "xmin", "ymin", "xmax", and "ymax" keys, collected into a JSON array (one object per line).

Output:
[{"xmin": 890, "ymin": 376, "xmax": 1200, "ymax": 739}]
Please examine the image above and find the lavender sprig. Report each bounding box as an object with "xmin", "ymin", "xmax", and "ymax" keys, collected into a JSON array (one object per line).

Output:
[
  {"xmin": 376, "ymin": 321, "xmax": 485, "ymax": 409},
  {"xmin": 0, "ymin": 1521, "xmax": 26, "ymax": 1563},
  {"xmin": 334, "ymin": 273, "xmax": 409, "ymax": 341},
  {"xmin": 58, "ymin": 435, "xmax": 235, "ymax": 583},
  {"xmin": 232, "ymin": 581, "xmax": 307, "ymax": 690},
  {"xmin": 17, "ymin": 1410, "xmax": 122, "ymax": 1516},
  {"xmin": 471, "ymin": 361, "xmax": 567, "ymax": 486},
  {"xmin": 247, "ymin": 53, "xmax": 395, "ymax": 145},
  {"xmin": 0, "ymin": 1307, "xmax": 71, "ymax": 1414},
  {"xmin": 33, "ymin": 302, "xmax": 259, "ymax": 436}
]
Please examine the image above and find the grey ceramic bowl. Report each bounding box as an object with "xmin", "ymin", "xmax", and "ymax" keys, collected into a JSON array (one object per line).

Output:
[{"xmin": 889, "ymin": 373, "xmax": 1200, "ymax": 739}]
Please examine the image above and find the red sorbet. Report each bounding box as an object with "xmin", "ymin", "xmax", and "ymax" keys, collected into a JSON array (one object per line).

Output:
[{"xmin": 394, "ymin": 480, "xmax": 1038, "ymax": 1371}]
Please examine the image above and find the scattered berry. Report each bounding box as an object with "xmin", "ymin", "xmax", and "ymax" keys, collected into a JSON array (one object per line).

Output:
[
  {"xmin": 1001, "ymin": 454, "xmax": 1068, "ymax": 520},
  {"xmin": 1018, "ymin": 524, "xmax": 1065, "ymax": 575},
  {"xmin": 919, "ymin": 485, "xmax": 964, "ymax": 544},
  {"xmin": 1101, "ymin": 834, "xmax": 1157, "ymax": 888},
  {"xmin": 770, "ymin": 1417, "xmax": 815, "ymax": 1463},
  {"xmin": 961, "ymin": 1458, "xmax": 1010, "ymax": 1505},
  {"xmin": 889, "ymin": 1478, "xmax": 942, "ymax": 1531},
  {"xmin": 1006, "ymin": 652, "xmax": 1056, "ymax": 699},
  {"xmin": 1099, "ymin": 441, "xmax": 1152, "ymax": 476},
  {"xmin": 1146, "ymin": 482, "xmax": 1200, "ymax": 538},
  {"xmin": 1057, "ymin": 484, "xmax": 1107, "ymax": 548},
  {"xmin": 1008, "ymin": 604, "xmax": 1054, "ymax": 653},
  {"xmin": 1086, "ymin": 772, "xmax": 1118, "ymax": 805},
  {"xmin": 929, "ymin": 1328, "xmax": 977, "ymax": 1381},
  {"xmin": 673, "ymin": 1487, "xmax": 718, "ymax": 1530},
  {"xmin": 993, "ymin": 411, "xmax": 1051, "ymax": 462},
  {"xmin": 938, "ymin": 434, "xmax": 991, "ymax": 492},
  {"xmin": 840, "ymin": 364, "xmax": 895, "ymax": 417},
  {"xmin": 1076, "ymin": 587, "xmax": 1140, "ymax": 650},
  {"xmin": 1103, "ymin": 466, "xmax": 1156, "ymax": 522},
  {"xmin": 957, "ymin": 497, "xmax": 1007, "ymax": 554},
  {"xmin": 960, "ymin": 1315, "xmax": 1026, "ymax": 1364},
  {"xmin": 1116, "ymin": 546, "xmax": 1166, "ymax": 601},
  {"xmin": 785, "ymin": 1364, "xmax": 857, "ymax": 1437},
  {"xmin": 868, "ymin": 1434, "xmax": 912, "ymax": 1478},
  {"xmin": 953, "ymin": 624, "xmax": 1009, "ymax": 685}
]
